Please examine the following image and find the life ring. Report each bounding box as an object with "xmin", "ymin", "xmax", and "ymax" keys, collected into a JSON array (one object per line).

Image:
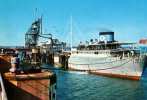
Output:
[{"xmin": 99, "ymin": 36, "xmax": 106, "ymax": 41}]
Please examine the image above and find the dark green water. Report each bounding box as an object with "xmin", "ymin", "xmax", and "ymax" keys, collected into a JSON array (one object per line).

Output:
[{"xmin": 55, "ymin": 70, "xmax": 147, "ymax": 100}]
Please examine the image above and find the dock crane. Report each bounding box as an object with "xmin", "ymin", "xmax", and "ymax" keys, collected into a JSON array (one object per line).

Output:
[{"xmin": 24, "ymin": 17, "xmax": 54, "ymax": 71}]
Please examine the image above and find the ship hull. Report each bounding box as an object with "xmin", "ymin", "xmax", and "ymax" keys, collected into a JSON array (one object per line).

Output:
[{"xmin": 68, "ymin": 54, "xmax": 144, "ymax": 80}]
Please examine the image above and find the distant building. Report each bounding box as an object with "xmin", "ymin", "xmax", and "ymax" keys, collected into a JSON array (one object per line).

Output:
[{"xmin": 139, "ymin": 39, "xmax": 147, "ymax": 44}]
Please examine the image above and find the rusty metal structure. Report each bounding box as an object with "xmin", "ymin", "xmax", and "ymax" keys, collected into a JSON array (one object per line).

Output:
[
  {"xmin": 25, "ymin": 18, "xmax": 42, "ymax": 48},
  {"xmin": 0, "ymin": 15, "xmax": 58, "ymax": 100},
  {"xmin": 24, "ymin": 17, "xmax": 43, "ymax": 71}
]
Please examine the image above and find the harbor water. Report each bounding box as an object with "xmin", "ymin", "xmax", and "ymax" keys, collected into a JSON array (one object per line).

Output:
[{"xmin": 47, "ymin": 65, "xmax": 147, "ymax": 100}]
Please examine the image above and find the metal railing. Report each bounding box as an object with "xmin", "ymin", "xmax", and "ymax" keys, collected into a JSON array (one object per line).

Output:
[{"xmin": 0, "ymin": 73, "xmax": 7, "ymax": 100}]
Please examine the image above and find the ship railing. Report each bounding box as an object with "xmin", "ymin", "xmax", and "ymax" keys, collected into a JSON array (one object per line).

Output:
[
  {"xmin": 71, "ymin": 49, "xmax": 125, "ymax": 54},
  {"xmin": 72, "ymin": 50, "xmax": 111, "ymax": 54},
  {"xmin": 0, "ymin": 73, "xmax": 8, "ymax": 100},
  {"xmin": 72, "ymin": 48, "xmax": 141, "ymax": 54}
]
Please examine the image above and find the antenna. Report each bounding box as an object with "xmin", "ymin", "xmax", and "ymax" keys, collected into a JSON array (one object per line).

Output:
[
  {"xmin": 34, "ymin": 8, "xmax": 37, "ymax": 21},
  {"xmin": 40, "ymin": 15, "xmax": 43, "ymax": 34},
  {"xmin": 70, "ymin": 15, "xmax": 73, "ymax": 53}
]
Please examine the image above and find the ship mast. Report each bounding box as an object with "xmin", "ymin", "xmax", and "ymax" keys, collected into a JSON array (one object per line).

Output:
[{"xmin": 70, "ymin": 15, "xmax": 73, "ymax": 53}]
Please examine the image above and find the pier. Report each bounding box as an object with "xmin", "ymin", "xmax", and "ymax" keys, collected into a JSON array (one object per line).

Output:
[
  {"xmin": 0, "ymin": 17, "xmax": 57, "ymax": 100},
  {"xmin": 3, "ymin": 71, "xmax": 56, "ymax": 100},
  {"xmin": 55, "ymin": 53, "xmax": 70, "ymax": 70},
  {"xmin": 0, "ymin": 47, "xmax": 57, "ymax": 100}
]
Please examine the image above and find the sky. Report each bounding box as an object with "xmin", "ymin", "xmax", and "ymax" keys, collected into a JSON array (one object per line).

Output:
[{"xmin": 0, "ymin": 0, "xmax": 147, "ymax": 46}]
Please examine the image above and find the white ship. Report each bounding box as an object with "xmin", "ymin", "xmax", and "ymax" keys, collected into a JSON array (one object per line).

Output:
[{"xmin": 68, "ymin": 32, "xmax": 145, "ymax": 80}]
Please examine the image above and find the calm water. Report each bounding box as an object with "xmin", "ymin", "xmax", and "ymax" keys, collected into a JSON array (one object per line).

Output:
[{"xmin": 47, "ymin": 65, "xmax": 147, "ymax": 100}]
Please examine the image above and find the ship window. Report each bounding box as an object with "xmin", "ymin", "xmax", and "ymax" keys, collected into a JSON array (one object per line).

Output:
[{"xmin": 94, "ymin": 52, "xmax": 98, "ymax": 54}]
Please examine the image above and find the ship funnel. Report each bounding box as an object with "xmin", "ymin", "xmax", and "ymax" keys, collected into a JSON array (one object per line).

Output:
[{"xmin": 99, "ymin": 32, "xmax": 114, "ymax": 43}]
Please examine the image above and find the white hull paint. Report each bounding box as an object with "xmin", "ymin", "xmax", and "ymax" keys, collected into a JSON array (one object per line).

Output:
[{"xmin": 68, "ymin": 53, "xmax": 144, "ymax": 80}]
